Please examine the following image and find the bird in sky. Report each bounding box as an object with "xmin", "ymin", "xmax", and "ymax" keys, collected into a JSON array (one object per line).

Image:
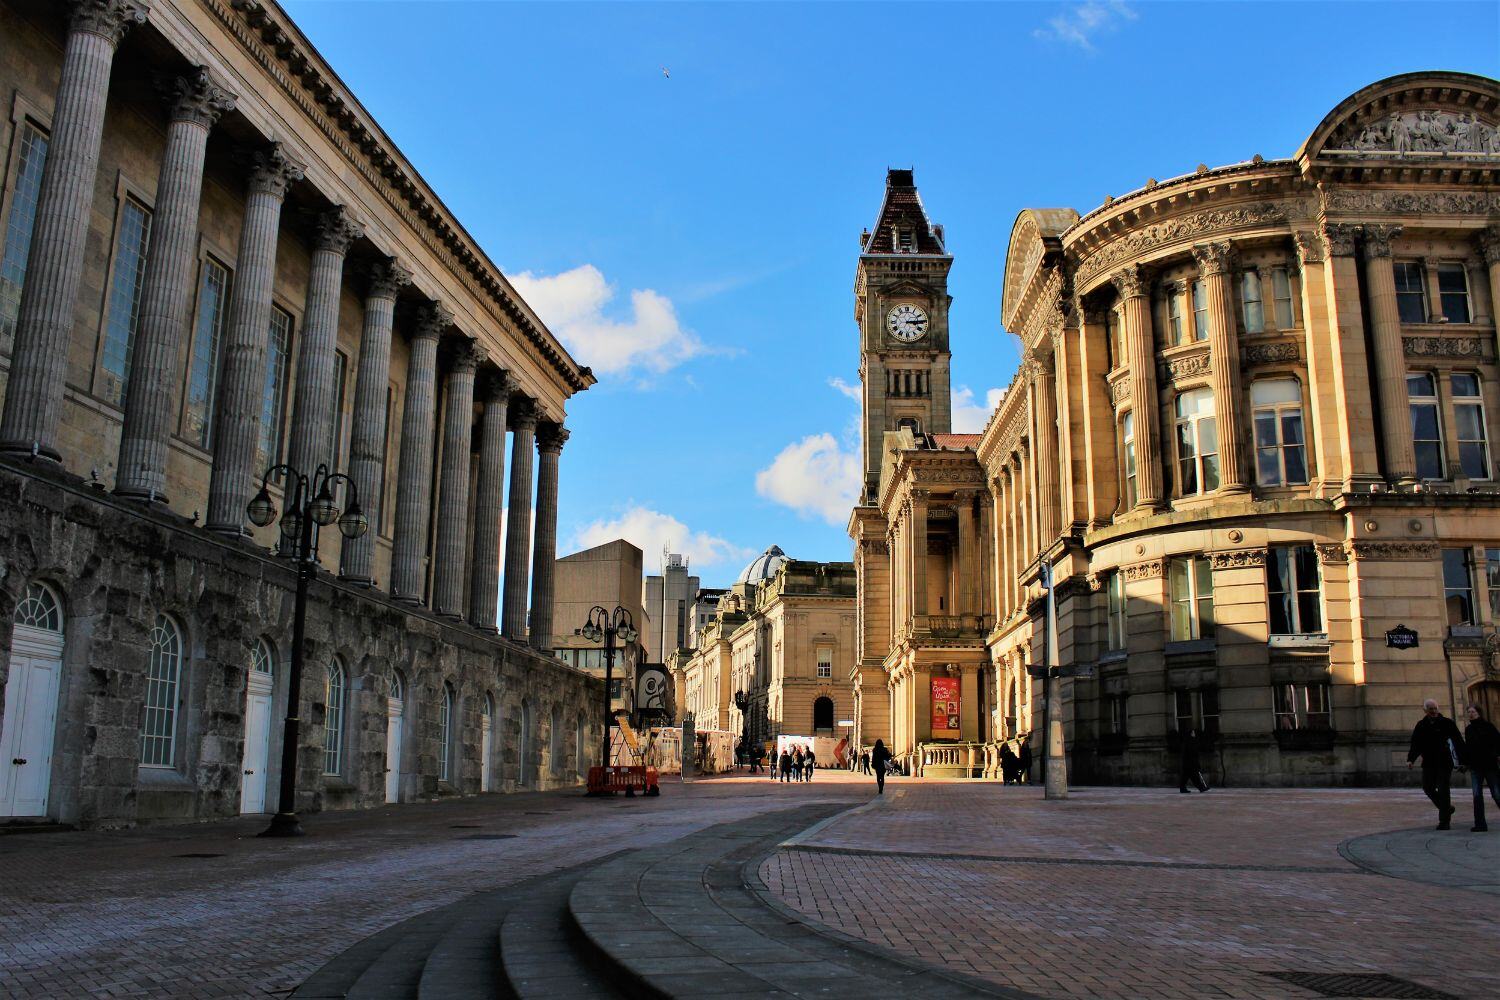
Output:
[{"xmin": 661, "ymin": 66, "xmax": 670, "ymax": 79}]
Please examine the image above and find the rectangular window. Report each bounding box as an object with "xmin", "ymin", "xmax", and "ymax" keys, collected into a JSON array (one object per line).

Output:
[
  {"xmin": 1174, "ymin": 388, "xmax": 1219, "ymax": 495},
  {"xmin": 329, "ymin": 350, "xmax": 348, "ymax": 468},
  {"xmin": 184, "ymin": 259, "xmax": 230, "ymax": 447},
  {"xmin": 1443, "ymin": 548, "xmax": 1476, "ymax": 626},
  {"xmin": 817, "ymin": 648, "xmax": 832, "ymax": 679},
  {"xmin": 1105, "ymin": 694, "xmax": 1127, "ymax": 737},
  {"xmin": 1104, "ymin": 308, "xmax": 1122, "ymax": 370},
  {"xmin": 256, "ymin": 307, "xmax": 292, "ymax": 473},
  {"xmin": 1191, "ymin": 281, "xmax": 1209, "ymax": 341},
  {"xmin": 1267, "ymin": 545, "xmax": 1323, "ymax": 635},
  {"xmin": 1271, "ymin": 267, "xmax": 1295, "ymax": 330},
  {"xmin": 1452, "ymin": 372, "xmax": 1489, "ymax": 479},
  {"xmin": 1487, "ymin": 548, "xmax": 1500, "ymax": 621},
  {"xmin": 1107, "ymin": 571, "xmax": 1126, "ymax": 650},
  {"xmin": 0, "ymin": 121, "xmax": 49, "ymax": 349},
  {"xmin": 99, "ymin": 198, "xmax": 152, "ymax": 404},
  {"xmin": 1121, "ymin": 411, "xmax": 1137, "ymax": 509},
  {"xmin": 1241, "ymin": 270, "xmax": 1264, "ymax": 334},
  {"xmin": 1408, "ymin": 372, "xmax": 1444, "ymax": 480},
  {"xmin": 1252, "ymin": 379, "xmax": 1307, "ymax": 486},
  {"xmin": 1437, "ymin": 264, "xmax": 1471, "ymax": 324},
  {"xmin": 1168, "ymin": 288, "xmax": 1185, "ymax": 345},
  {"xmin": 1174, "ymin": 687, "xmax": 1220, "ymax": 738},
  {"xmin": 1394, "ymin": 261, "xmax": 1427, "ymax": 324},
  {"xmin": 1273, "ymin": 682, "xmax": 1332, "ymax": 731},
  {"xmin": 1169, "ymin": 556, "xmax": 1215, "ymax": 641}
]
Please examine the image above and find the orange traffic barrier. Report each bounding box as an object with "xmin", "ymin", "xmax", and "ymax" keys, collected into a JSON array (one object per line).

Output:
[{"xmin": 586, "ymin": 765, "xmax": 660, "ymax": 797}]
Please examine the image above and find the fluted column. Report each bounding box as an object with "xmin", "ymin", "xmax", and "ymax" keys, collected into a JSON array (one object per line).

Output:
[
  {"xmin": 390, "ymin": 304, "xmax": 449, "ymax": 603},
  {"xmin": 0, "ymin": 1, "xmax": 146, "ymax": 460},
  {"xmin": 335, "ymin": 258, "xmax": 411, "ymax": 580},
  {"xmin": 910, "ymin": 489, "xmax": 928, "ymax": 622},
  {"xmin": 1482, "ymin": 229, "xmax": 1500, "ymax": 358},
  {"xmin": 1112, "ymin": 264, "xmax": 1163, "ymax": 510},
  {"xmin": 501, "ymin": 400, "xmax": 538, "ymax": 639},
  {"xmin": 528, "ymin": 423, "xmax": 568, "ymax": 652},
  {"xmin": 956, "ymin": 489, "xmax": 976, "ymax": 617},
  {"xmin": 1192, "ymin": 241, "xmax": 1250, "ymax": 493},
  {"xmin": 114, "ymin": 69, "xmax": 236, "ymax": 500},
  {"xmin": 286, "ymin": 206, "xmax": 362, "ymax": 480},
  {"xmin": 468, "ymin": 373, "xmax": 512, "ymax": 630},
  {"xmin": 432, "ymin": 341, "xmax": 481, "ymax": 618},
  {"xmin": 206, "ymin": 144, "xmax": 303, "ymax": 534},
  {"xmin": 1030, "ymin": 356, "xmax": 1061, "ymax": 542},
  {"xmin": 1362, "ymin": 224, "xmax": 1416, "ymax": 484}
]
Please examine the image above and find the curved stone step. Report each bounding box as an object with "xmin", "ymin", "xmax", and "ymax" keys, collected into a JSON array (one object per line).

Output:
[
  {"xmin": 499, "ymin": 865, "xmax": 632, "ymax": 999},
  {"xmin": 291, "ymin": 904, "xmax": 460, "ymax": 999}
]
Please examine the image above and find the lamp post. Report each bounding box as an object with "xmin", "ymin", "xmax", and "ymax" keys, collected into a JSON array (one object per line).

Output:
[
  {"xmin": 577, "ymin": 605, "xmax": 638, "ymax": 772},
  {"xmin": 246, "ymin": 462, "xmax": 368, "ymax": 837}
]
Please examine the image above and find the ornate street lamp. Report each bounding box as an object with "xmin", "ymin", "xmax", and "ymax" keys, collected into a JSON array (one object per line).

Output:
[
  {"xmin": 577, "ymin": 605, "xmax": 638, "ymax": 773},
  {"xmin": 247, "ymin": 462, "xmax": 366, "ymax": 837}
]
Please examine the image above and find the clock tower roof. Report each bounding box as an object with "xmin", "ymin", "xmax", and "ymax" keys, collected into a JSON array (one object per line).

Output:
[{"xmin": 860, "ymin": 169, "xmax": 950, "ymax": 257}]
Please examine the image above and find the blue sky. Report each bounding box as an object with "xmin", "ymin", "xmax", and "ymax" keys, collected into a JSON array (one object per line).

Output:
[{"xmin": 284, "ymin": 0, "xmax": 1497, "ymax": 588}]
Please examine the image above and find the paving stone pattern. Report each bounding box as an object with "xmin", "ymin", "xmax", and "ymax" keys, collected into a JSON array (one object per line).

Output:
[{"xmin": 761, "ymin": 784, "xmax": 1500, "ymax": 1000}]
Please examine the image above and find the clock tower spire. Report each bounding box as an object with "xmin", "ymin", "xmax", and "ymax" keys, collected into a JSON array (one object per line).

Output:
[{"xmin": 854, "ymin": 169, "xmax": 954, "ymax": 504}]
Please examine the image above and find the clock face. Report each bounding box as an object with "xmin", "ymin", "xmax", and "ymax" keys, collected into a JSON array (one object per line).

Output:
[{"xmin": 886, "ymin": 304, "xmax": 929, "ymax": 342}]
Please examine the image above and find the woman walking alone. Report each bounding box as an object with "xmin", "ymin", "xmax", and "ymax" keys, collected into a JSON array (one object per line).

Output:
[{"xmin": 872, "ymin": 739, "xmax": 892, "ymax": 795}]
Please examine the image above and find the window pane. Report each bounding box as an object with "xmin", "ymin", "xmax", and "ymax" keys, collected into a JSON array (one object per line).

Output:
[
  {"xmin": 1283, "ymin": 445, "xmax": 1307, "ymax": 485},
  {"xmin": 1192, "ymin": 282, "xmax": 1208, "ymax": 341},
  {"xmin": 1488, "ymin": 548, "xmax": 1500, "ymax": 619},
  {"xmin": 1241, "ymin": 271, "xmax": 1264, "ymax": 333},
  {"xmin": 185, "ymin": 261, "xmax": 230, "ymax": 447},
  {"xmin": 1443, "ymin": 549, "xmax": 1475, "ymax": 626},
  {"xmin": 1411, "ymin": 402, "xmax": 1440, "ymax": 440},
  {"xmin": 324, "ymin": 662, "xmax": 345, "ymax": 775},
  {"xmin": 1438, "ymin": 264, "xmax": 1470, "ymax": 324},
  {"xmin": 99, "ymin": 199, "xmax": 152, "ymax": 404},
  {"xmin": 1395, "ymin": 263, "xmax": 1427, "ymax": 324},
  {"xmin": 1452, "ymin": 373, "xmax": 1480, "ymax": 398},
  {"xmin": 0, "ymin": 123, "xmax": 49, "ymax": 350},
  {"xmin": 140, "ymin": 616, "xmax": 182, "ymax": 767},
  {"xmin": 1272, "ymin": 268, "xmax": 1294, "ymax": 329}
]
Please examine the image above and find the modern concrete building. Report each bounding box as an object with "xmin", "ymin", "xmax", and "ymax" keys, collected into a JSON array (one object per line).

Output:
[
  {"xmin": 642, "ymin": 550, "xmax": 698, "ymax": 664},
  {"xmin": 852, "ymin": 73, "xmax": 1500, "ymax": 785},
  {"xmin": 0, "ymin": 0, "xmax": 601, "ymax": 827},
  {"xmin": 551, "ymin": 539, "xmax": 645, "ymax": 715}
]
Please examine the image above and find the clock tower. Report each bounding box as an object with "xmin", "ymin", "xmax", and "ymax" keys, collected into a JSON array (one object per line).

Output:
[{"xmin": 855, "ymin": 169, "xmax": 954, "ymax": 503}]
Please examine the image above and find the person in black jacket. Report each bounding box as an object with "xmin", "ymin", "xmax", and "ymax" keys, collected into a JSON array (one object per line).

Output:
[
  {"xmin": 871, "ymin": 739, "xmax": 892, "ymax": 795},
  {"xmin": 1464, "ymin": 704, "xmax": 1500, "ymax": 833},
  {"xmin": 1408, "ymin": 699, "xmax": 1467, "ymax": 830},
  {"xmin": 1179, "ymin": 728, "xmax": 1209, "ymax": 793},
  {"xmin": 1017, "ymin": 737, "xmax": 1033, "ymax": 785}
]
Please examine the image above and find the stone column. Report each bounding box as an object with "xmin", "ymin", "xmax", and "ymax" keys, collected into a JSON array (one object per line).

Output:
[
  {"xmin": 501, "ymin": 400, "xmax": 538, "ymax": 639},
  {"xmin": 286, "ymin": 206, "xmax": 362, "ymax": 480},
  {"xmin": 0, "ymin": 0, "xmax": 146, "ymax": 461},
  {"xmin": 528, "ymin": 423, "xmax": 569, "ymax": 652},
  {"xmin": 114, "ymin": 69, "xmax": 236, "ymax": 500},
  {"xmin": 338, "ymin": 258, "xmax": 411, "ymax": 581},
  {"xmin": 432, "ymin": 340, "xmax": 481, "ymax": 618},
  {"xmin": 992, "ymin": 474, "xmax": 1009, "ymax": 618},
  {"xmin": 1480, "ymin": 229, "xmax": 1500, "ymax": 359},
  {"xmin": 910, "ymin": 490, "xmax": 928, "ymax": 622},
  {"xmin": 1030, "ymin": 357, "xmax": 1061, "ymax": 542},
  {"xmin": 390, "ymin": 303, "xmax": 449, "ymax": 604},
  {"xmin": 1111, "ymin": 264, "xmax": 1163, "ymax": 510},
  {"xmin": 956, "ymin": 490, "xmax": 976, "ymax": 618},
  {"xmin": 1192, "ymin": 241, "xmax": 1250, "ymax": 494},
  {"xmin": 468, "ymin": 373, "xmax": 513, "ymax": 630},
  {"xmin": 206, "ymin": 144, "xmax": 303, "ymax": 534},
  {"xmin": 1362, "ymin": 224, "xmax": 1417, "ymax": 485}
]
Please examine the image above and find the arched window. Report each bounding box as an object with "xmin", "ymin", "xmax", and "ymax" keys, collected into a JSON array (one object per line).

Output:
[
  {"xmin": 439, "ymin": 681, "xmax": 455, "ymax": 782},
  {"xmin": 13, "ymin": 581, "xmax": 62, "ymax": 632},
  {"xmin": 550, "ymin": 704, "xmax": 564, "ymax": 775},
  {"xmin": 519, "ymin": 700, "xmax": 534, "ymax": 786},
  {"xmin": 390, "ymin": 669, "xmax": 405, "ymax": 703},
  {"xmin": 252, "ymin": 637, "xmax": 275, "ymax": 676},
  {"xmin": 813, "ymin": 696, "xmax": 834, "ymax": 735},
  {"xmin": 140, "ymin": 615, "xmax": 183, "ymax": 767},
  {"xmin": 576, "ymin": 713, "xmax": 587, "ymax": 778},
  {"xmin": 324, "ymin": 659, "xmax": 346, "ymax": 775}
]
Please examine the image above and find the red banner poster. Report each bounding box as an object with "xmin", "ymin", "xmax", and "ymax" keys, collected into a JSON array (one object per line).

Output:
[{"xmin": 931, "ymin": 676, "xmax": 961, "ymax": 739}]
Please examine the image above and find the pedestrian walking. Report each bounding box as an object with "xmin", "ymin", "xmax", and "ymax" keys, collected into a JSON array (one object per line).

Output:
[
  {"xmin": 1463, "ymin": 703, "xmax": 1500, "ymax": 833},
  {"xmin": 999, "ymin": 743, "xmax": 1018, "ymax": 784},
  {"xmin": 1017, "ymin": 737, "xmax": 1033, "ymax": 785},
  {"xmin": 1179, "ymin": 728, "xmax": 1209, "ymax": 793},
  {"xmin": 872, "ymin": 738, "xmax": 892, "ymax": 795},
  {"xmin": 779, "ymin": 750, "xmax": 792, "ymax": 783},
  {"xmin": 805, "ymin": 749, "xmax": 816, "ymax": 782},
  {"xmin": 860, "ymin": 750, "xmax": 870, "ymax": 775},
  {"xmin": 1408, "ymin": 698, "xmax": 1467, "ymax": 830},
  {"xmin": 791, "ymin": 747, "xmax": 803, "ymax": 783}
]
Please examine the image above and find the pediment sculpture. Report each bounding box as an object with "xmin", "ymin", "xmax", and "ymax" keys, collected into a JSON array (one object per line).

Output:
[{"xmin": 1336, "ymin": 110, "xmax": 1500, "ymax": 155}]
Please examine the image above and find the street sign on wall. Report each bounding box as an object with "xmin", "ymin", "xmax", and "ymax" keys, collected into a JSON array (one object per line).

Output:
[{"xmin": 1386, "ymin": 624, "xmax": 1419, "ymax": 649}]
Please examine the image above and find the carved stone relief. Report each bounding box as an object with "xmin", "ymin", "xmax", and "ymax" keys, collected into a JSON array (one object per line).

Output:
[
  {"xmin": 1208, "ymin": 549, "xmax": 1267, "ymax": 570},
  {"xmin": 1075, "ymin": 204, "xmax": 1287, "ymax": 287},
  {"xmin": 1333, "ymin": 110, "xmax": 1500, "ymax": 155},
  {"xmin": 1404, "ymin": 336, "xmax": 1488, "ymax": 359},
  {"xmin": 1321, "ymin": 190, "xmax": 1500, "ymax": 217},
  {"xmin": 1122, "ymin": 559, "xmax": 1165, "ymax": 582},
  {"xmin": 1243, "ymin": 342, "xmax": 1301, "ymax": 365},
  {"xmin": 1348, "ymin": 541, "xmax": 1439, "ymax": 561}
]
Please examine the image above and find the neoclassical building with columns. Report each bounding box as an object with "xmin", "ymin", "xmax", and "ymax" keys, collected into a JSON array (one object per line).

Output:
[
  {"xmin": 0, "ymin": 0, "xmax": 601, "ymax": 827},
  {"xmin": 853, "ymin": 72, "xmax": 1500, "ymax": 786}
]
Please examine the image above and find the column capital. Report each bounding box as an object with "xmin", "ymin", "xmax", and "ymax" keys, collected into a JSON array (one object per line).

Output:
[
  {"xmin": 1075, "ymin": 296, "xmax": 1106, "ymax": 325},
  {"xmin": 70, "ymin": 0, "xmax": 147, "ymax": 45},
  {"xmin": 1362, "ymin": 223, "xmax": 1403, "ymax": 258},
  {"xmin": 1320, "ymin": 223, "xmax": 1361, "ymax": 258},
  {"xmin": 412, "ymin": 301, "xmax": 452, "ymax": 342},
  {"xmin": 447, "ymin": 337, "xmax": 484, "ymax": 375},
  {"xmin": 247, "ymin": 142, "xmax": 304, "ymax": 198},
  {"xmin": 537, "ymin": 423, "xmax": 570, "ymax": 455},
  {"xmin": 314, "ymin": 205, "xmax": 364, "ymax": 255},
  {"xmin": 161, "ymin": 66, "xmax": 237, "ymax": 129},
  {"xmin": 1293, "ymin": 229, "xmax": 1324, "ymax": 266},
  {"xmin": 1477, "ymin": 227, "xmax": 1500, "ymax": 266},
  {"xmin": 909, "ymin": 488, "xmax": 930, "ymax": 507},
  {"xmin": 509, "ymin": 397, "xmax": 539, "ymax": 433},
  {"xmin": 366, "ymin": 257, "xmax": 412, "ymax": 301},
  {"xmin": 1109, "ymin": 263, "xmax": 1153, "ymax": 300},
  {"xmin": 1190, "ymin": 240, "xmax": 1236, "ymax": 276},
  {"xmin": 479, "ymin": 369, "xmax": 517, "ymax": 404}
]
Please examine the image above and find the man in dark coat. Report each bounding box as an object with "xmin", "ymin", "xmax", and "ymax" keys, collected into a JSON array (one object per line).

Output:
[
  {"xmin": 871, "ymin": 739, "xmax": 892, "ymax": 795},
  {"xmin": 1464, "ymin": 703, "xmax": 1500, "ymax": 832},
  {"xmin": 1408, "ymin": 698, "xmax": 1467, "ymax": 830},
  {"xmin": 1017, "ymin": 737, "xmax": 1033, "ymax": 785},
  {"xmin": 999, "ymin": 743, "xmax": 1018, "ymax": 784},
  {"xmin": 1179, "ymin": 728, "xmax": 1209, "ymax": 793}
]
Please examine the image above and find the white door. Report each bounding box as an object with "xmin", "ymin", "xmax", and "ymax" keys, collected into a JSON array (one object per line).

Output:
[
  {"xmin": 1, "ymin": 631, "xmax": 63, "ymax": 818},
  {"xmin": 481, "ymin": 715, "xmax": 493, "ymax": 791},
  {"xmin": 239, "ymin": 674, "xmax": 273, "ymax": 814},
  {"xmin": 385, "ymin": 700, "xmax": 403, "ymax": 803}
]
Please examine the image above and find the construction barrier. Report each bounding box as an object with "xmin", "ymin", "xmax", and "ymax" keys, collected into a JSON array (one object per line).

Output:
[{"xmin": 586, "ymin": 765, "xmax": 660, "ymax": 796}]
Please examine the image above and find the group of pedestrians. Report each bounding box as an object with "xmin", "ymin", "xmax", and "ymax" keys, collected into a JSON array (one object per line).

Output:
[
  {"xmin": 997, "ymin": 737, "xmax": 1033, "ymax": 785},
  {"xmin": 1407, "ymin": 699, "xmax": 1500, "ymax": 832},
  {"xmin": 771, "ymin": 745, "xmax": 817, "ymax": 782}
]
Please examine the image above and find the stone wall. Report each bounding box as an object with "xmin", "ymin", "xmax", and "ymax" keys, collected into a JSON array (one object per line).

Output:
[{"xmin": 0, "ymin": 459, "xmax": 601, "ymax": 828}]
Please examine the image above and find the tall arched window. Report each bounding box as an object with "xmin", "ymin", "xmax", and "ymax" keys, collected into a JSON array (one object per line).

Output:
[
  {"xmin": 576, "ymin": 713, "xmax": 587, "ymax": 778},
  {"xmin": 252, "ymin": 637, "xmax": 275, "ymax": 676},
  {"xmin": 550, "ymin": 704, "xmax": 564, "ymax": 775},
  {"xmin": 439, "ymin": 681, "xmax": 455, "ymax": 782},
  {"xmin": 324, "ymin": 659, "xmax": 346, "ymax": 775},
  {"xmin": 390, "ymin": 669, "xmax": 405, "ymax": 703},
  {"xmin": 13, "ymin": 582, "xmax": 62, "ymax": 632},
  {"xmin": 140, "ymin": 615, "xmax": 183, "ymax": 767}
]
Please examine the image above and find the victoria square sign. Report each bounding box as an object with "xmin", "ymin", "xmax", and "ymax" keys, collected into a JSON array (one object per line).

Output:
[
  {"xmin": 931, "ymin": 676, "xmax": 961, "ymax": 739},
  {"xmin": 1386, "ymin": 624, "xmax": 1420, "ymax": 649}
]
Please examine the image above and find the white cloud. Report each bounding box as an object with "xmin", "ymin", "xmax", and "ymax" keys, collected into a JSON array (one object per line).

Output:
[
  {"xmin": 1033, "ymin": 1, "xmax": 1137, "ymax": 51},
  {"xmin": 951, "ymin": 385, "xmax": 1005, "ymax": 434},
  {"xmin": 754, "ymin": 433, "xmax": 861, "ymax": 526},
  {"xmin": 508, "ymin": 264, "xmax": 706, "ymax": 381},
  {"xmin": 571, "ymin": 505, "xmax": 753, "ymax": 569},
  {"xmin": 828, "ymin": 376, "xmax": 862, "ymax": 403}
]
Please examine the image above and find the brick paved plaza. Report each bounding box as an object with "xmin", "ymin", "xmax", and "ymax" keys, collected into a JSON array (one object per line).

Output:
[{"xmin": 3, "ymin": 770, "xmax": 1498, "ymax": 998}]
